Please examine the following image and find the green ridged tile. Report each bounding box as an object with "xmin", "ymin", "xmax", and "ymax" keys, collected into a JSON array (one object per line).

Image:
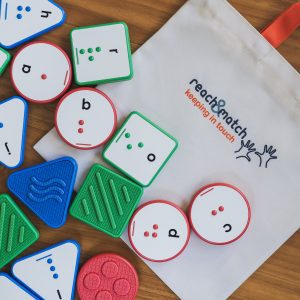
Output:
[
  {"xmin": 70, "ymin": 164, "xmax": 143, "ymax": 238},
  {"xmin": 0, "ymin": 194, "xmax": 39, "ymax": 269}
]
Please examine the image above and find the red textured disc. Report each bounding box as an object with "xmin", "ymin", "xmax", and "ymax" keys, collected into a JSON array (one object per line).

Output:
[{"xmin": 77, "ymin": 253, "xmax": 138, "ymax": 300}]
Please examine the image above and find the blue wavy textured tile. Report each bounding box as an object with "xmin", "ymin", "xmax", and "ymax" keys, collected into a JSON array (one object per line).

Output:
[{"xmin": 8, "ymin": 157, "xmax": 78, "ymax": 228}]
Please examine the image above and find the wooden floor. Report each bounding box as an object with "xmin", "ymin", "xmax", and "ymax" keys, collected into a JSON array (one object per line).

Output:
[{"xmin": 0, "ymin": 0, "xmax": 299, "ymax": 299}]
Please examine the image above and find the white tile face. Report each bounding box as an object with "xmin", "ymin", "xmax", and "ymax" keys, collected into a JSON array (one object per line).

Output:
[
  {"xmin": 11, "ymin": 42, "xmax": 72, "ymax": 103},
  {"xmin": 12, "ymin": 240, "xmax": 80, "ymax": 300},
  {"xmin": 190, "ymin": 184, "xmax": 251, "ymax": 244},
  {"xmin": 55, "ymin": 88, "xmax": 117, "ymax": 149},
  {"xmin": 0, "ymin": 274, "xmax": 36, "ymax": 300},
  {"xmin": 104, "ymin": 113, "xmax": 178, "ymax": 187},
  {"xmin": 129, "ymin": 201, "xmax": 190, "ymax": 262},
  {"xmin": 0, "ymin": 97, "xmax": 27, "ymax": 168},
  {"xmin": 71, "ymin": 23, "xmax": 132, "ymax": 84},
  {"xmin": 0, "ymin": 0, "xmax": 64, "ymax": 48}
]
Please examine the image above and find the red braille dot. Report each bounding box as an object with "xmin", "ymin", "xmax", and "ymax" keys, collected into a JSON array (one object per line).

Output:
[
  {"xmin": 41, "ymin": 74, "xmax": 47, "ymax": 80},
  {"xmin": 78, "ymin": 128, "xmax": 84, "ymax": 134},
  {"xmin": 79, "ymin": 120, "xmax": 84, "ymax": 125},
  {"xmin": 211, "ymin": 210, "xmax": 217, "ymax": 216},
  {"xmin": 153, "ymin": 224, "xmax": 158, "ymax": 230},
  {"xmin": 219, "ymin": 206, "xmax": 224, "ymax": 212},
  {"xmin": 101, "ymin": 262, "xmax": 118, "ymax": 278},
  {"xmin": 114, "ymin": 279, "xmax": 130, "ymax": 296},
  {"xmin": 152, "ymin": 232, "xmax": 158, "ymax": 238},
  {"xmin": 144, "ymin": 231, "xmax": 149, "ymax": 237},
  {"xmin": 83, "ymin": 273, "xmax": 100, "ymax": 290}
]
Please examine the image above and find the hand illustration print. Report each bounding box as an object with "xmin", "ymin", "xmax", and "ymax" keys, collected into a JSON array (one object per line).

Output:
[
  {"xmin": 255, "ymin": 145, "xmax": 278, "ymax": 168},
  {"xmin": 235, "ymin": 139, "xmax": 256, "ymax": 162}
]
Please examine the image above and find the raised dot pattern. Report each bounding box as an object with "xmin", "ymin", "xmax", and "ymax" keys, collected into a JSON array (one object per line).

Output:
[
  {"xmin": 47, "ymin": 258, "xmax": 59, "ymax": 279},
  {"xmin": 79, "ymin": 47, "xmax": 101, "ymax": 62},
  {"xmin": 77, "ymin": 254, "xmax": 138, "ymax": 300},
  {"xmin": 16, "ymin": 5, "xmax": 31, "ymax": 20},
  {"xmin": 125, "ymin": 131, "xmax": 144, "ymax": 151}
]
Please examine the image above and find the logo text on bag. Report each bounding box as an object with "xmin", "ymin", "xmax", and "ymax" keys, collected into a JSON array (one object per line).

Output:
[{"xmin": 185, "ymin": 79, "xmax": 278, "ymax": 168}]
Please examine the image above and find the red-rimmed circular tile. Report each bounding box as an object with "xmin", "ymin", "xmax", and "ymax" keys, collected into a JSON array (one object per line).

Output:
[
  {"xmin": 55, "ymin": 88, "xmax": 117, "ymax": 150},
  {"xmin": 128, "ymin": 200, "xmax": 190, "ymax": 262},
  {"xmin": 189, "ymin": 183, "xmax": 251, "ymax": 245},
  {"xmin": 77, "ymin": 253, "xmax": 138, "ymax": 300},
  {"xmin": 11, "ymin": 41, "xmax": 72, "ymax": 104}
]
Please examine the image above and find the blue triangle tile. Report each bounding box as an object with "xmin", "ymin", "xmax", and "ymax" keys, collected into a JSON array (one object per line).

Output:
[{"xmin": 7, "ymin": 157, "xmax": 78, "ymax": 228}]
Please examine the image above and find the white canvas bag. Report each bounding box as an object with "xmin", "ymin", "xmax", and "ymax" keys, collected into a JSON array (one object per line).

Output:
[{"xmin": 35, "ymin": 0, "xmax": 300, "ymax": 299}]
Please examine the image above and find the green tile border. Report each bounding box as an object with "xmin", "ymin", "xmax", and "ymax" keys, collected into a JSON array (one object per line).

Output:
[
  {"xmin": 103, "ymin": 111, "xmax": 179, "ymax": 187},
  {"xmin": 70, "ymin": 22, "xmax": 133, "ymax": 86}
]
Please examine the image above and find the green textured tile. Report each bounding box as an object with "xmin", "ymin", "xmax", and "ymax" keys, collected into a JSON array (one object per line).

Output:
[
  {"xmin": 70, "ymin": 164, "xmax": 143, "ymax": 238},
  {"xmin": 0, "ymin": 194, "xmax": 39, "ymax": 269},
  {"xmin": 0, "ymin": 47, "xmax": 11, "ymax": 76}
]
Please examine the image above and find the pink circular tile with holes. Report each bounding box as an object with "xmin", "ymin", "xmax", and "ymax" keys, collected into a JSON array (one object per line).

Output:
[{"xmin": 77, "ymin": 253, "xmax": 138, "ymax": 300}]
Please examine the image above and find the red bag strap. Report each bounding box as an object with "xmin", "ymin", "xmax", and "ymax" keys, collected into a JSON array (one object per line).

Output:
[{"xmin": 261, "ymin": 2, "xmax": 300, "ymax": 48}]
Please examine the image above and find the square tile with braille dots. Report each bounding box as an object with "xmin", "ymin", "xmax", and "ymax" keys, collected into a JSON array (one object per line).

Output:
[
  {"xmin": 70, "ymin": 22, "xmax": 133, "ymax": 85},
  {"xmin": 103, "ymin": 112, "xmax": 179, "ymax": 187}
]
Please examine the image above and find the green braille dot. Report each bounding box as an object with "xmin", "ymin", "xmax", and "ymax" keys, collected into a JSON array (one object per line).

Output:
[
  {"xmin": 88, "ymin": 48, "xmax": 93, "ymax": 53},
  {"xmin": 80, "ymin": 49, "xmax": 85, "ymax": 54},
  {"xmin": 138, "ymin": 142, "xmax": 144, "ymax": 148},
  {"xmin": 125, "ymin": 133, "xmax": 130, "ymax": 138},
  {"xmin": 89, "ymin": 56, "xmax": 94, "ymax": 61},
  {"xmin": 96, "ymin": 47, "xmax": 101, "ymax": 52},
  {"xmin": 127, "ymin": 144, "xmax": 132, "ymax": 150}
]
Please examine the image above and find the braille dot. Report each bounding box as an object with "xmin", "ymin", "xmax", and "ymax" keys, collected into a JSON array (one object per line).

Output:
[
  {"xmin": 50, "ymin": 266, "xmax": 55, "ymax": 271},
  {"xmin": 101, "ymin": 261, "xmax": 118, "ymax": 278},
  {"xmin": 47, "ymin": 259, "xmax": 52, "ymax": 264},
  {"xmin": 79, "ymin": 120, "xmax": 84, "ymax": 125},
  {"xmin": 80, "ymin": 49, "xmax": 85, "ymax": 54},
  {"xmin": 17, "ymin": 6, "xmax": 23, "ymax": 11},
  {"xmin": 89, "ymin": 56, "xmax": 94, "ymax": 61},
  {"xmin": 53, "ymin": 274, "xmax": 59, "ymax": 279},
  {"xmin": 211, "ymin": 210, "xmax": 217, "ymax": 216},
  {"xmin": 144, "ymin": 231, "xmax": 149, "ymax": 237},
  {"xmin": 96, "ymin": 291, "xmax": 112, "ymax": 300},
  {"xmin": 96, "ymin": 47, "xmax": 101, "ymax": 52},
  {"xmin": 127, "ymin": 144, "xmax": 132, "ymax": 150},
  {"xmin": 88, "ymin": 48, "xmax": 93, "ymax": 53},
  {"xmin": 78, "ymin": 128, "xmax": 84, "ymax": 134},
  {"xmin": 17, "ymin": 14, "xmax": 22, "ymax": 19},
  {"xmin": 113, "ymin": 278, "xmax": 130, "ymax": 296},
  {"xmin": 153, "ymin": 224, "xmax": 158, "ymax": 230},
  {"xmin": 125, "ymin": 132, "xmax": 130, "ymax": 138},
  {"xmin": 25, "ymin": 6, "xmax": 31, "ymax": 12},
  {"xmin": 0, "ymin": 123, "xmax": 3, "ymax": 128},
  {"xmin": 138, "ymin": 142, "xmax": 144, "ymax": 148},
  {"xmin": 219, "ymin": 206, "xmax": 224, "ymax": 212},
  {"xmin": 83, "ymin": 273, "xmax": 100, "ymax": 290},
  {"xmin": 152, "ymin": 232, "xmax": 158, "ymax": 238}
]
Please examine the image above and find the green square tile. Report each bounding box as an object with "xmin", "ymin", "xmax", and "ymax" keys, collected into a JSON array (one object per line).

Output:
[
  {"xmin": 0, "ymin": 48, "xmax": 11, "ymax": 76},
  {"xmin": 0, "ymin": 194, "xmax": 39, "ymax": 269},
  {"xmin": 70, "ymin": 164, "xmax": 143, "ymax": 238},
  {"xmin": 103, "ymin": 111, "xmax": 179, "ymax": 187},
  {"xmin": 70, "ymin": 22, "xmax": 133, "ymax": 85}
]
